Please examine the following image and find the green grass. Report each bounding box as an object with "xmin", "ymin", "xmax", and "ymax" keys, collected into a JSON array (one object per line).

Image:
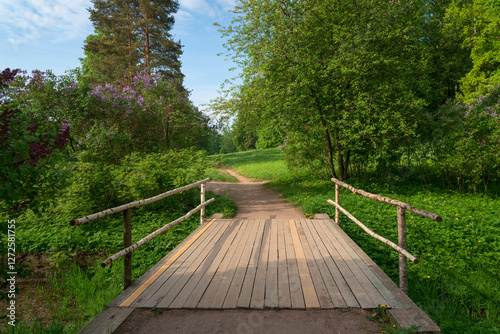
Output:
[
  {"xmin": 206, "ymin": 167, "xmax": 240, "ymax": 183},
  {"xmin": 217, "ymin": 148, "xmax": 500, "ymax": 333},
  {"xmin": 210, "ymin": 148, "xmax": 291, "ymax": 181}
]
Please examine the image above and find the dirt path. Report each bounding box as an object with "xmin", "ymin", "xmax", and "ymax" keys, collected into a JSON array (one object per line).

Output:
[
  {"xmin": 206, "ymin": 168, "xmax": 304, "ymax": 219},
  {"xmin": 114, "ymin": 169, "xmax": 382, "ymax": 334}
]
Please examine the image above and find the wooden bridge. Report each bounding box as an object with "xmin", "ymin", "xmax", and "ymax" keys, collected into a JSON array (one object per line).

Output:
[{"xmin": 79, "ymin": 215, "xmax": 440, "ymax": 333}]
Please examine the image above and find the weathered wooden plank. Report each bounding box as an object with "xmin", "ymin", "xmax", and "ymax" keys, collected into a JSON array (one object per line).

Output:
[
  {"xmin": 163, "ymin": 220, "xmax": 234, "ymax": 309},
  {"xmin": 295, "ymin": 219, "xmax": 333, "ymax": 309},
  {"xmin": 132, "ymin": 218, "xmax": 225, "ymax": 307},
  {"xmin": 223, "ymin": 220, "xmax": 260, "ymax": 308},
  {"xmin": 323, "ymin": 219, "xmax": 418, "ymax": 309},
  {"xmin": 119, "ymin": 218, "xmax": 218, "ymax": 308},
  {"xmin": 389, "ymin": 308, "xmax": 441, "ymax": 333},
  {"xmin": 265, "ymin": 219, "xmax": 279, "ymax": 308},
  {"xmin": 237, "ymin": 219, "xmax": 266, "ymax": 308},
  {"xmin": 300, "ymin": 219, "xmax": 347, "ymax": 308},
  {"xmin": 277, "ymin": 219, "xmax": 292, "ymax": 308},
  {"xmin": 109, "ymin": 219, "xmax": 215, "ymax": 307},
  {"xmin": 152, "ymin": 219, "xmax": 231, "ymax": 308},
  {"xmin": 283, "ymin": 218, "xmax": 305, "ymax": 309},
  {"xmin": 322, "ymin": 219, "xmax": 403, "ymax": 309},
  {"xmin": 250, "ymin": 219, "xmax": 272, "ymax": 309},
  {"xmin": 314, "ymin": 219, "xmax": 376, "ymax": 308},
  {"xmin": 205, "ymin": 220, "xmax": 253, "ymax": 309},
  {"xmin": 308, "ymin": 219, "xmax": 358, "ymax": 308},
  {"xmin": 289, "ymin": 219, "xmax": 320, "ymax": 310},
  {"xmin": 78, "ymin": 307, "xmax": 134, "ymax": 334},
  {"xmin": 172, "ymin": 220, "xmax": 240, "ymax": 308}
]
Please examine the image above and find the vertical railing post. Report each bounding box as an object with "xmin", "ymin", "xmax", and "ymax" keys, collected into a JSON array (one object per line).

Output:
[
  {"xmin": 397, "ymin": 206, "xmax": 408, "ymax": 294},
  {"xmin": 200, "ymin": 182, "xmax": 205, "ymax": 224},
  {"xmin": 123, "ymin": 208, "xmax": 132, "ymax": 290},
  {"xmin": 335, "ymin": 184, "xmax": 340, "ymax": 224}
]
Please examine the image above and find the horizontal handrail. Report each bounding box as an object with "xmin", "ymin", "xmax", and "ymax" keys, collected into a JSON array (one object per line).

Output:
[
  {"xmin": 327, "ymin": 199, "xmax": 418, "ymax": 263},
  {"xmin": 331, "ymin": 178, "xmax": 442, "ymax": 222},
  {"xmin": 101, "ymin": 198, "xmax": 215, "ymax": 267},
  {"xmin": 70, "ymin": 178, "xmax": 211, "ymax": 226}
]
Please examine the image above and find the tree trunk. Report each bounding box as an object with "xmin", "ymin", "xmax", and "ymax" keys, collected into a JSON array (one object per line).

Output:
[
  {"xmin": 145, "ymin": 14, "xmax": 150, "ymax": 72},
  {"xmin": 343, "ymin": 148, "xmax": 351, "ymax": 180},
  {"xmin": 324, "ymin": 128, "xmax": 337, "ymax": 179},
  {"xmin": 334, "ymin": 133, "xmax": 350, "ymax": 181}
]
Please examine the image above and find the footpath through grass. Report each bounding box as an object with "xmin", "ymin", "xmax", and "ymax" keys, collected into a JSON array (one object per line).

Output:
[{"xmin": 218, "ymin": 148, "xmax": 500, "ymax": 334}]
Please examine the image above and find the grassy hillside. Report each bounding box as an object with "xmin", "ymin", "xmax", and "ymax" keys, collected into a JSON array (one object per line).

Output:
[{"xmin": 217, "ymin": 148, "xmax": 500, "ymax": 334}]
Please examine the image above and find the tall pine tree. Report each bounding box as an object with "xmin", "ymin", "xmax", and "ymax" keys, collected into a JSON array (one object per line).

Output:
[{"xmin": 84, "ymin": 0, "xmax": 183, "ymax": 83}]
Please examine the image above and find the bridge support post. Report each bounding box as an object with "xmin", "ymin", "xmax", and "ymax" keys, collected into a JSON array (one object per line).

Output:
[
  {"xmin": 398, "ymin": 206, "xmax": 408, "ymax": 294},
  {"xmin": 200, "ymin": 183, "xmax": 205, "ymax": 224},
  {"xmin": 335, "ymin": 184, "xmax": 340, "ymax": 224},
  {"xmin": 123, "ymin": 208, "xmax": 132, "ymax": 290}
]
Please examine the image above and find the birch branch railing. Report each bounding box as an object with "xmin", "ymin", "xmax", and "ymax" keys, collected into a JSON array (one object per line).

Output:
[
  {"xmin": 70, "ymin": 178, "xmax": 213, "ymax": 290},
  {"xmin": 328, "ymin": 178, "xmax": 442, "ymax": 295}
]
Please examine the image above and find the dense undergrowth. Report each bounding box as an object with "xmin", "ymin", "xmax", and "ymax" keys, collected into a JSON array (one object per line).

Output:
[{"xmin": 217, "ymin": 148, "xmax": 500, "ymax": 334}]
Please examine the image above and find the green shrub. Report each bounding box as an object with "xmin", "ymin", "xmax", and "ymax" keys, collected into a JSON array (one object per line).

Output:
[
  {"xmin": 59, "ymin": 148, "xmax": 209, "ymax": 216},
  {"xmin": 280, "ymin": 130, "xmax": 330, "ymax": 179}
]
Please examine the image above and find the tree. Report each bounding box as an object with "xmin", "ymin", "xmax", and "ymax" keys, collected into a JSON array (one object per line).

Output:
[
  {"xmin": 445, "ymin": 0, "xmax": 500, "ymax": 102},
  {"xmin": 84, "ymin": 0, "xmax": 183, "ymax": 83},
  {"xmin": 0, "ymin": 69, "xmax": 71, "ymax": 211},
  {"xmin": 220, "ymin": 0, "xmax": 432, "ymax": 180}
]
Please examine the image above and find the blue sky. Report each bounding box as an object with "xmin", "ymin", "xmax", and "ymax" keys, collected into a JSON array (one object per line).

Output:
[{"xmin": 0, "ymin": 0, "xmax": 238, "ymax": 110}]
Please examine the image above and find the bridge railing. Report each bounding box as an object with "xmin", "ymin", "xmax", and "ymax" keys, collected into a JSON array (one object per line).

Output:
[
  {"xmin": 70, "ymin": 178, "xmax": 214, "ymax": 289},
  {"xmin": 327, "ymin": 177, "xmax": 442, "ymax": 294}
]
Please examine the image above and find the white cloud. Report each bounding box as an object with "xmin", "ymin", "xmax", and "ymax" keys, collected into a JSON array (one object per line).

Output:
[
  {"xmin": 178, "ymin": 0, "xmax": 235, "ymax": 18},
  {"xmin": 0, "ymin": 0, "xmax": 92, "ymax": 48}
]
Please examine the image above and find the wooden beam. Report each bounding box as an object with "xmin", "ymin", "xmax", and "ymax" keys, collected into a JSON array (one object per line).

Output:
[
  {"xmin": 102, "ymin": 198, "xmax": 215, "ymax": 267},
  {"xmin": 331, "ymin": 178, "xmax": 442, "ymax": 222},
  {"xmin": 71, "ymin": 178, "xmax": 211, "ymax": 226},
  {"xmin": 327, "ymin": 199, "xmax": 418, "ymax": 264}
]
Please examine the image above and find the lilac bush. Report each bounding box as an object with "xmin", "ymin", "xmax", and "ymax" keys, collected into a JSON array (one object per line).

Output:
[{"xmin": 1, "ymin": 69, "xmax": 71, "ymax": 210}]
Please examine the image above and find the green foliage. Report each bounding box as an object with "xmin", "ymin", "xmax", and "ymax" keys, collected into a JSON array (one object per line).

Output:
[
  {"xmin": 446, "ymin": 0, "xmax": 500, "ymax": 102},
  {"xmin": 61, "ymin": 149, "xmax": 209, "ymax": 216},
  {"xmin": 1, "ymin": 70, "xmax": 72, "ymax": 211},
  {"xmin": 280, "ymin": 129, "xmax": 330, "ymax": 179},
  {"xmin": 218, "ymin": 0, "xmax": 440, "ymax": 180},
  {"xmin": 0, "ymin": 222, "xmax": 34, "ymax": 301},
  {"xmin": 430, "ymin": 87, "xmax": 500, "ymax": 195},
  {"xmin": 255, "ymin": 122, "xmax": 284, "ymax": 150}
]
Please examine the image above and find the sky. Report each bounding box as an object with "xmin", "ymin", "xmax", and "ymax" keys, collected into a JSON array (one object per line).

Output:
[{"xmin": 0, "ymin": 0, "xmax": 239, "ymax": 111}]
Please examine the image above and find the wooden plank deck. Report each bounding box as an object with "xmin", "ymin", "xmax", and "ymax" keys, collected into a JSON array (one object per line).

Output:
[
  {"xmin": 116, "ymin": 218, "xmax": 403, "ymax": 310},
  {"xmin": 80, "ymin": 217, "xmax": 440, "ymax": 333}
]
